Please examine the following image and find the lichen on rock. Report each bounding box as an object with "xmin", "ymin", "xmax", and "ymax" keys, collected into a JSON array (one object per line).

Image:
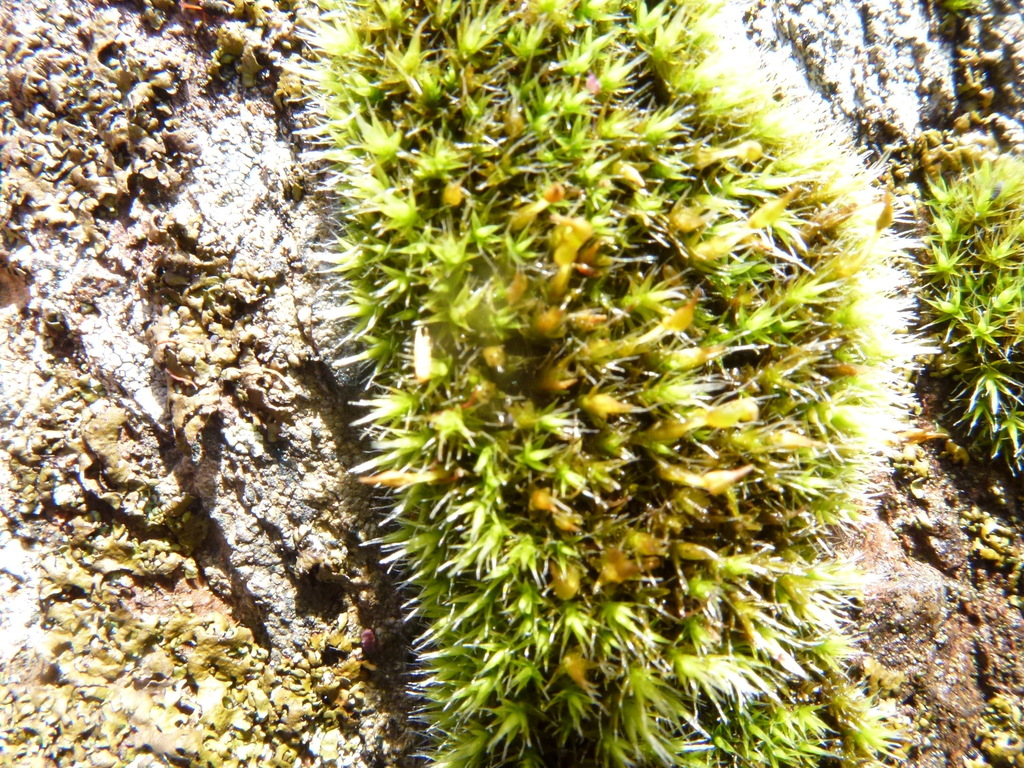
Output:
[
  {"xmin": 1, "ymin": 4, "xmax": 188, "ymax": 250},
  {"xmin": 0, "ymin": 519, "xmax": 369, "ymax": 768},
  {"xmin": 0, "ymin": 1, "xmax": 414, "ymax": 766}
]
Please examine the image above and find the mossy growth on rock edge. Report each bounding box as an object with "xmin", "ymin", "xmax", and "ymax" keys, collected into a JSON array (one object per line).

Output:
[
  {"xmin": 923, "ymin": 157, "xmax": 1024, "ymax": 472},
  {"xmin": 304, "ymin": 1, "xmax": 915, "ymax": 765}
]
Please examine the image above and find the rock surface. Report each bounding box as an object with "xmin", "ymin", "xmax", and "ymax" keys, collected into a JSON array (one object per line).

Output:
[
  {"xmin": 1, "ymin": 1, "xmax": 411, "ymax": 765},
  {"xmin": 741, "ymin": 0, "xmax": 957, "ymax": 145},
  {"xmin": 1, "ymin": 1, "xmax": 1021, "ymax": 766}
]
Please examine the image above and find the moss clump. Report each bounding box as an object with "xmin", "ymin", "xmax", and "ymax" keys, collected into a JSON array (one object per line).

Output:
[
  {"xmin": 306, "ymin": 0, "xmax": 914, "ymax": 765},
  {"xmin": 939, "ymin": 0, "xmax": 983, "ymax": 14},
  {"xmin": 923, "ymin": 158, "xmax": 1024, "ymax": 472}
]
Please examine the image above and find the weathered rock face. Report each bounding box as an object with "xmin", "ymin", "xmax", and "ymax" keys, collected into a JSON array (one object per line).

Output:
[
  {"xmin": 958, "ymin": 0, "xmax": 1024, "ymax": 146},
  {"xmin": 740, "ymin": 0, "xmax": 957, "ymax": 145},
  {"xmin": 1, "ymin": 1, "xmax": 411, "ymax": 765},
  {"xmin": 1, "ymin": 1, "xmax": 1022, "ymax": 767}
]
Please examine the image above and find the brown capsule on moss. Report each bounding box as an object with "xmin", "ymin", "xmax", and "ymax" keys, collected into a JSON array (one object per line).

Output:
[
  {"xmin": 690, "ymin": 231, "xmax": 745, "ymax": 262},
  {"xmin": 693, "ymin": 140, "xmax": 763, "ymax": 170},
  {"xmin": 510, "ymin": 198, "xmax": 550, "ymax": 230},
  {"xmin": 656, "ymin": 463, "xmax": 754, "ymax": 495},
  {"xmin": 504, "ymin": 100, "xmax": 525, "ymax": 137},
  {"xmin": 552, "ymin": 508, "xmax": 584, "ymax": 532},
  {"xmin": 531, "ymin": 488, "xmax": 582, "ymax": 531},
  {"xmin": 704, "ymin": 398, "xmax": 759, "ymax": 428},
  {"xmin": 543, "ymin": 182, "xmax": 566, "ymax": 204},
  {"xmin": 669, "ymin": 202, "xmax": 706, "ymax": 233},
  {"xmin": 442, "ymin": 182, "xmax": 465, "ymax": 206},
  {"xmin": 615, "ymin": 161, "xmax": 645, "ymax": 189},
  {"xmin": 536, "ymin": 362, "xmax": 578, "ymax": 392},
  {"xmin": 567, "ymin": 309, "xmax": 608, "ymax": 331},
  {"xmin": 642, "ymin": 418, "xmax": 698, "ymax": 443},
  {"xmin": 562, "ymin": 650, "xmax": 594, "ymax": 692},
  {"xmin": 551, "ymin": 562, "xmax": 582, "ymax": 600},
  {"xmin": 533, "ymin": 306, "xmax": 564, "ymax": 337},
  {"xmin": 529, "ymin": 487, "xmax": 557, "ymax": 512},
  {"xmin": 673, "ymin": 542, "xmax": 719, "ymax": 561},
  {"xmin": 626, "ymin": 530, "xmax": 668, "ymax": 557},
  {"xmin": 875, "ymin": 189, "xmax": 894, "ymax": 232},
  {"xmin": 580, "ymin": 392, "xmax": 634, "ymax": 419},
  {"xmin": 505, "ymin": 271, "xmax": 528, "ymax": 305},
  {"xmin": 654, "ymin": 345, "xmax": 726, "ymax": 372},
  {"xmin": 597, "ymin": 547, "xmax": 641, "ymax": 585},
  {"xmin": 482, "ymin": 345, "xmax": 506, "ymax": 371}
]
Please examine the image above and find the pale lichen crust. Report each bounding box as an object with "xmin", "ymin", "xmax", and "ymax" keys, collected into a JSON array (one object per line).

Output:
[
  {"xmin": 923, "ymin": 157, "xmax": 1024, "ymax": 472},
  {"xmin": 0, "ymin": 6, "xmax": 185, "ymax": 250},
  {"xmin": 0, "ymin": 351, "xmax": 374, "ymax": 768},
  {"xmin": 1, "ymin": 3, "xmax": 392, "ymax": 765},
  {"xmin": 306, "ymin": 0, "xmax": 916, "ymax": 765}
]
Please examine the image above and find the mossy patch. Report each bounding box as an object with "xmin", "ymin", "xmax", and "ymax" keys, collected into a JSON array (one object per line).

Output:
[
  {"xmin": 922, "ymin": 156, "xmax": 1024, "ymax": 471},
  {"xmin": 305, "ymin": 0, "xmax": 918, "ymax": 765}
]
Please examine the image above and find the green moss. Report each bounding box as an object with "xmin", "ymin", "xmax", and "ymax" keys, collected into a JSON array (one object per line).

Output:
[
  {"xmin": 306, "ymin": 0, "xmax": 915, "ymax": 765},
  {"xmin": 939, "ymin": 0, "xmax": 983, "ymax": 14},
  {"xmin": 923, "ymin": 157, "xmax": 1024, "ymax": 472}
]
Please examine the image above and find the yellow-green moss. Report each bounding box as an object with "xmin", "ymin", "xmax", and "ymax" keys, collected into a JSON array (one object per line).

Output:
[
  {"xmin": 923, "ymin": 157, "xmax": 1024, "ymax": 471},
  {"xmin": 306, "ymin": 0, "xmax": 917, "ymax": 765}
]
